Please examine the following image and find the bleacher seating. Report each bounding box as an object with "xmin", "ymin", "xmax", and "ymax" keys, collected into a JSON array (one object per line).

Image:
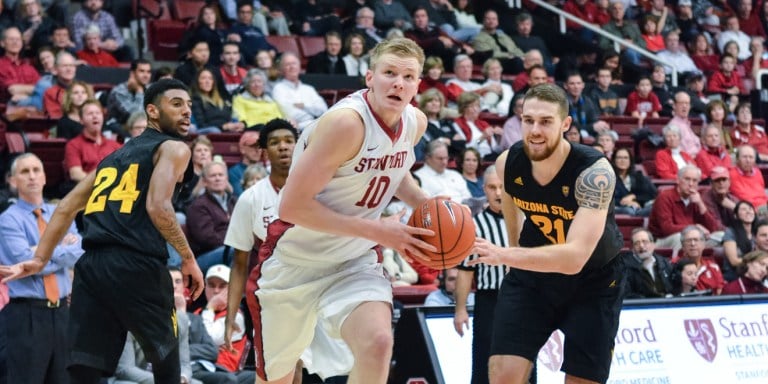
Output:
[
  {"xmin": 28, "ymin": 138, "xmax": 67, "ymax": 197},
  {"xmin": 169, "ymin": 0, "xmax": 205, "ymax": 24}
]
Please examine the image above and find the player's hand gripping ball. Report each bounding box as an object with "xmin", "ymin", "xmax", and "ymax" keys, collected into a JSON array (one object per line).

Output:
[{"xmin": 408, "ymin": 197, "xmax": 476, "ymax": 269}]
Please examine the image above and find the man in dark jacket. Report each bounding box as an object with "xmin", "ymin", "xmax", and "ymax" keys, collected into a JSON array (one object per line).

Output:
[
  {"xmin": 305, "ymin": 31, "xmax": 347, "ymax": 75},
  {"xmin": 624, "ymin": 228, "xmax": 674, "ymax": 298}
]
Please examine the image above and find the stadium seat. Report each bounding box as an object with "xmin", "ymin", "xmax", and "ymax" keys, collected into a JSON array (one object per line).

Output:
[
  {"xmin": 147, "ymin": 19, "xmax": 187, "ymax": 61},
  {"xmin": 318, "ymin": 89, "xmax": 337, "ymax": 107},
  {"xmin": 28, "ymin": 138, "xmax": 67, "ymax": 197},
  {"xmin": 170, "ymin": 0, "xmax": 205, "ymax": 24},
  {"xmin": 266, "ymin": 35, "xmax": 300, "ymax": 56},
  {"xmin": 207, "ymin": 133, "xmax": 242, "ymax": 167},
  {"xmin": 297, "ymin": 36, "xmax": 326, "ymax": 61}
]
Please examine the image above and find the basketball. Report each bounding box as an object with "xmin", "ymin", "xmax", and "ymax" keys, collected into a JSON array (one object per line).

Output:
[{"xmin": 407, "ymin": 197, "xmax": 476, "ymax": 269}]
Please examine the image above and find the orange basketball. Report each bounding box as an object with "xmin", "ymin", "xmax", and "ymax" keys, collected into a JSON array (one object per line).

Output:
[{"xmin": 407, "ymin": 197, "xmax": 476, "ymax": 270}]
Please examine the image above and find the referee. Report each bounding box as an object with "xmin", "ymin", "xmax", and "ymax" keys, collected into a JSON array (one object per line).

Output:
[{"xmin": 454, "ymin": 165, "xmax": 508, "ymax": 384}]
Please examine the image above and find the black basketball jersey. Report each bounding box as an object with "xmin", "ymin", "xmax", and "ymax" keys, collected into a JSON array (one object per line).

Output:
[
  {"xmin": 504, "ymin": 141, "xmax": 623, "ymax": 271},
  {"xmin": 81, "ymin": 129, "xmax": 190, "ymax": 260}
]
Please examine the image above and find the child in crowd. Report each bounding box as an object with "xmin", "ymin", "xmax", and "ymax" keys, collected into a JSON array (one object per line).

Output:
[{"xmin": 625, "ymin": 76, "xmax": 661, "ymax": 118}]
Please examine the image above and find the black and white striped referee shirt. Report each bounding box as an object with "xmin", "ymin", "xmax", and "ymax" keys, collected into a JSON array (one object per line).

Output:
[{"xmin": 458, "ymin": 208, "xmax": 509, "ymax": 291}]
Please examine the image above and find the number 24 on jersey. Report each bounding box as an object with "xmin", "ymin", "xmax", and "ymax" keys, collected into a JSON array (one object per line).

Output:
[{"xmin": 84, "ymin": 164, "xmax": 141, "ymax": 214}]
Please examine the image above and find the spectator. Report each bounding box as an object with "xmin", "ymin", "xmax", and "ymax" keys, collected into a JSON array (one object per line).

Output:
[
  {"xmin": 425, "ymin": 268, "xmax": 473, "ymax": 306},
  {"xmin": 744, "ymin": 36, "xmax": 768, "ymax": 83},
  {"xmin": 685, "ymin": 72, "xmax": 709, "ymax": 117},
  {"xmin": 218, "ymin": 41, "xmax": 248, "ymax": 97},
  {"xmin": 114, "ymin": 325, "xmax": 196, "ymax": 384},
  {"xmin": 511, "ymin": 50, "xmax": 544, "ymax": 94},
  {"xmin": 479, "ymin": 57, "xmax": 513, "ymax": 116},
  {"xmin": 254, "ymin": 49, "xmax": 279, "ymax": 90},
  {"xmin": 175, "ymin": 40, "xmax": 230, "ymax": 102},
  {"xmin": 405, "ymin": 6, "xmax": 472, "ymax": 70},
  {"xmin": 452, "ymin": 91, "xmax": 503, "ymax": 160},
  {"xmin": 596, "ymin": 130, "xmax": 617, "ymax": 160},
  {"xmin": 734, "ymin": 0, "xmax": 763, "ymax": 38},
  {"xmin": 670, "ymin": 258, "xmax": 704, "ymax": 295},
  {"xmin": 232, "ymin": 69, "xmax": 284, "ymax": 129},
  {"xmin": 458, "ymin": 147, "xmax": 483, "ymax": 198},
  {"xmin": 271, "ymin": 52, "xmax": 328, "ymax": 130},
  {"xmin": 188, "ymin": 308, "xmax": 241, "ymax": 383},
  {"xmin": 416, "ymin": 88, "xmax": 460, "ymax": 161},
  {"xmin": 676, "ymin": 225, "xmax": 725, "ymax": 295},
  {"xmin": 0, "ymin": 153, "xmax": 83, "ymax": 383},
  {"xmin": 669, "ymin": 91, "xmax": 701, "ymax": 156},
  {"xmin": 501, "ymin": 94, "xmax": 524, "ymax": 149},
  {"xmin": 186, "ymin": 161, "xmax": 237, "ymax": 273},
  {"xmin": 722, "ymin": 250, "xmax": 768, "ymax": 294},
  {"xmin": 675, "ymin": 0, "xmax": 700, "ymax": 45},
  {"xmin": 695, "ymin": 125, "xmax": 733, "ymax": 180},
  {"xmin": 76, "ymin": 25, "xmax": 119, "ymax": 67},
  {"xmin": 563, "ymin": 0, "xmax": 601, "ymax": 43},
  {"xmin": 373, "ymin": 0, "xmax": 412, "ymax": 31},
  {"xmin": 690, "ymin": 33, "xmax": 720, "ymax": 76},
  {"xmin": 12, "ymin": 46, "xmax": 54, "ymax": 110},
  {"xmin": 226, "ymin": 1, "xmax": 276, "ymax": 65},
  {"xmin": 451, "ymin": 0, "xmax": 481, "ymax": 38},
  {"xmin": 600, "ymin": 1, "xmax": 646, "ymax": 66},
  {"xmin": 730, "ymin": 102, "xmax": 768, "ymax": 160},
  {"xmin": 656, "ymin": 31, "xmax": 698, "ymax": 75},
  {"xmin": 515, "ymin": 63, "xmax": 549, "ymax": 97},
  {"xmin": 57, "ymin": 80, "xmax": 94, "ymax": 140},
  {"xmin": 564, "ymin": 72, "xmax": 610, "ymax": 137},
  {"xmin": 342, "ymin": 32, "xmax": 369, "ymax": 77},
  {"xmin": 124, "ymin": 110, "xmax": 147, "ymax": 141},
  {"xmin": 50, "ymin": 25, "xmax": 77, "ymax": 56},
  {"xmin": 229, "ymin": 130, "xmax": 264, "ymax": 197},
  {"xmin": 42, "ymin": 50, "xmax": 77, "ymax": 119},
  {"xmin": 198, "ymin": 265, "xmax": 255, "ymax": 381},
  {"xmin": 64, "ymin": 100, "xmax": 122, "ymax": 182},
  {"xmin": 381, "ymin": 247, "xmax": 419, "ymax": 286},
  {"xmin": 418, "ymin": 56, "xmax": 453, "ymax": 103},
  {"xmin": 650, "ymin": 64, "xmax": 674, "ymax": 117},
  {"xmin": 729, "ymin": 145, "xmax": 768, "ymax": 211},
  {"xmin": 722, "ymin": 201, "xmax": 757, "ymax": 282},
  {"xmin": 251, "ymin": 1, "xmax": 290, "ymax": 36},
  {"xmin": 625, "ymin": 76, "xmax": 661, "ymax": 118},
  {"xmin": 717, "ymin": 15, "xmax": 751, "ymax": 61},
  {"xmin": 640, "ymin": 14, "xmax": 665, "ymax": 53},
  {"xmin": 707, "ymin": 54, "xmax": 746, "ymax": 101},
  {"xmin": 345, "ymin": 6, "xmax": 385, "ymax": 53},
  {"xmin": 240, "ymin": 163, "xmax": 268, "ymax": 191},
  {"xmin": 293, "ymin": 0, "xmax": 343, "ymax": 36},
  {"xmin": 589, "ymin": 67, "xmax": 620, "ymax": 116},
  {"xmin": 706, "ymin": 99, "xmax": 735, "ymax": 152},
  {"xmin": 512, "ymin": 12, "xmax": 556, "ymax": 73},
  {"xmin": 192, "ymin": 68, "xmax": 240, "ymax": 134},
  {"xmin": 702, "ymin": 166, "xmax": 739, "ymax": 228},
  {"xmin": 415, "ymin": 140, "xmax": 471, "ymax": 202},
  {"xmin": 612, "ymin": 147, "xmax": 657, "ymax": 217},
  {"xmin": 306, "ymin": 31, "xmax": 348, "ymax": 75},
  {"xmin": 648, "ymin": 165, "xmax": 722, "ymax": 249},
  {"xmin": 564, "ymin": 122, "xmax": 582, "ymax": 144},
  {"xmin": 655, "ymin": 123, "xmax": 694, "ymax": 180},
  {"xmin": 181, "ymin": 4, "xmax": 227, "ymax": 66},
  {"xmin": 0, "ymin": 27, "xmax": 40, "ymax": 103},
  {"xmin": 72, "ymin": 0, "xmax": 133, "ymax": 61},
  {"xmin": 471, "ymin": 9, "xmax": 524, "ymax": 74},
  {"xmin": 413, "ymin": 0, "xmax": 470, "ymax": 42},
  {"xmin": 174, "ymin": 137, "xmax": 216, "ymax": 223},
  {"xmin": 15, "ymin": 0, "xmax": 57, "ymax": 56},
  {"xmin": 106, "ymin": 59, "xmax": 151, "ymax": 134},
  {"xmin": 624, "ymin": 228, "xmax": 674, "ymax": 298}
]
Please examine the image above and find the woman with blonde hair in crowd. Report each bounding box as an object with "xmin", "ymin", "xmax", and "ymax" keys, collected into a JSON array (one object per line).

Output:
[
  {"xmin": 342, "ymin": 33, "xmax": 368, "ymax": 77},
  {"xmin": 480, "ymin": 57, "xmax": 513, "ymax": 116},
  {"xmin": 418, "ymin": 56, "xmax": 454, "ymax": 104},
  {"xmin": 191, "ymin": 68, "xmax": 242, "ymax": 133},
  {"xmin": 232, "ymin": 69, "xmax": 285, "ymax": 128},
  {"xmin": 57, "ymin": 81, "xmax": 94, "ymax": 139},
  {"xmin": 124, "ymin": 111, "xmax": 147, "ymax": 141},
  {"xmin": 417, "ymin": 88, "xmax": 460, "ymax": 160},
  {"xmin": 241, "ymin": 163, "xmax": 269, "ymax": 191}
]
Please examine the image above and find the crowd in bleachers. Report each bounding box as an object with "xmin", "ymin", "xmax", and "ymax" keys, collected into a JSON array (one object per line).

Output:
[{"xmin": 2, "ymin": 0, "xmax": 768, "ymax": 382}]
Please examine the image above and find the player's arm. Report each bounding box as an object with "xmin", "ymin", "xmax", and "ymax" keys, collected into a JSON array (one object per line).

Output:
[
  {"xmin": 472, "ymin": 158, "xmax": 616, "ymax": 275},
  {"xmin": 0, "ymin": 171, "xmax": 96, "ymax": 282},
  {"xmin": 146, "ymin": 140, "xmax": 203, "ymax": 299},
  {"xmin": 495, "ymin": 150, "xmax": 522, "ymax": 247},
  {"xmin": 453, "ymin": 268, "xmax": 473, "ymax": 336},
  {"xmin": 394, "ymin": 109, "xmax": 430, "ymax": 208},
  {"xmin": 223, "ymin": 194, "xmax": 255, "ymax": 351},
  {"xmin": 224, "ymin": 248, "xmax": 248, "ymax": 352},
  {"xmin": 279, "ymin": 108, "xmax": 436, "ymax": 259}
]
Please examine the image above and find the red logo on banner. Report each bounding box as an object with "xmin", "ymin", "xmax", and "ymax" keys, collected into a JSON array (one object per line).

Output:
[
  {"xmin": 538, "ymin": 331, "xmax": 564, "ymax": 372},
  {"xmin": 406, "ymin": 378, "xmax": 428, "ymax": 384},
  {"xmin": 684, "ymin": 319, "xmax": 718, "ymax": 362}
]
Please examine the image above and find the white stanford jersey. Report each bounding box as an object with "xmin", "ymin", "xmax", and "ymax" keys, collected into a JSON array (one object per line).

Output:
[
  {"xmin": 273, "ymin": 89, "xmax": 419, "ymax": 267},
  {"xmin": 224, "ymin": 177, "xmax": 280, "ymax": 250}
]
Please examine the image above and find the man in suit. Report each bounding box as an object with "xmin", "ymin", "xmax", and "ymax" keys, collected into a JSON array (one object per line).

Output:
[{"xmin": 306, "ymin": 31, "xmax": 348, "ymax": 75}]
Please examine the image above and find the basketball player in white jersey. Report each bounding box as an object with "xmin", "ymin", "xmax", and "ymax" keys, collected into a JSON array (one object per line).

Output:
[
  {"xmin": 222, "ymin": 118, "xmax": 354, "ymax": 381},
  {"xmin": 246, "ymin": 38, "xmax": 436, "ymax": 384}
]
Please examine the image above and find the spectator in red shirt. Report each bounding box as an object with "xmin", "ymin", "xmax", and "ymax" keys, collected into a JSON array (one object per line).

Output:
[
  {"xmin": 511, "ymin": 50, "xmax": 544, "ymax": 92},
  {"xmin": 625, "ymin": 76, "xmax": 661, "ymax": 118},
  {"xmin": 64, "ymin": 100, "xmax": 122, "ymax": 182},
  {"xmin": 695, "ymin": 124, "xmax": 733, "ymax": 180},
  {"xmin": 218, "ymin": 41, "xmax": 246, "ymax": 97},
  {"xmin": 675, "ymin": 225, "xmax": 725, "ymax": 295},
  {"xmin": 729, "ymin": 145, "xmax": 768, "ymax": 211},
  {"xmin": 707, "ymin": 54, "xmax": 746, "ymax": 106},
  {"xmin": 735, "ymin": 0, "xmax": 765, "ymax": 39},
  {"xmin": 0, "ymin": 26, "xmax": 40, "ymax": 103},
  {"xmin": 730, "ymin": 102, "xmax": 768, "ymax": 161},
  {"xmin": 418, "ymin": 56, "xmax": 454, "ymax": 103},
  {"xmin": 744, "ymin": 36, "xmax": 768, "ymax": 83},
  {"xmin": 76, "ymin": 25, "xmax": 119, "ymax": 67},
  {"xmin": 722, "ymin": 250, "xmax": 768, "ymax": 295},
  {"xmin": 655, "ymin": 123, "xmax": 694, "ymax": 179},
  {"xmin": 42, "ymin": 51, "xmax": 78, "ymax": 119},
  {"xmin": 690, "ymin": 33, "xmax": 721, "ymax": 76},
  {"xmin": 563, "ymin": 0, "xmax": 600, "ymax": 43},
  {"xmin": 648, "ymin": 165, "xmax": 722, "ymax": 249},
  {"xmin": 640, "ymin": 15, "xmax": 665, "ymax": 53}
]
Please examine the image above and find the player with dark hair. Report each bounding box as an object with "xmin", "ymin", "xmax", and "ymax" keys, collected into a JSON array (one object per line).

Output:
[
  {"xmin": 0, "ymin": 78, "xmax": 205, "ymax": 384},
  {"xmin": 471, "ymin": 83, "xmax": 624, "ymax": 384}
]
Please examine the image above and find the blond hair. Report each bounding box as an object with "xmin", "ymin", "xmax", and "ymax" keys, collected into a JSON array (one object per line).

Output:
[{"xmin": 369, "ymin": 37, "xmax": 425, "ymax": 73}]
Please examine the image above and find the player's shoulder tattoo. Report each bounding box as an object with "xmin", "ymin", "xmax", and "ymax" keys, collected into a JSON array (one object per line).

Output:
[{"xmin": 575, "ymin": 157, "xmax": 616, "ymax": 210}]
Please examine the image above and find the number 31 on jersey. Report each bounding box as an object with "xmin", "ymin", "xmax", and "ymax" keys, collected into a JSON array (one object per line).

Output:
[{"xmin": 84, "ymin": 164, "xmax": 141, "ymax": 214}]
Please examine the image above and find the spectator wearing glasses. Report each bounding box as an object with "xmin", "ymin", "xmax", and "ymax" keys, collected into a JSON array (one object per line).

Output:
[{"xmin": 674, "ymin": 225, "xmax": 725, "ymax": 295}]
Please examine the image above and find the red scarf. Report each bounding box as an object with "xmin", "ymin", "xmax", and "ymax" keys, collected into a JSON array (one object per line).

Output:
[{"xmin": 454, "ymin": 117, "xmax": 489, "ymax": 142}]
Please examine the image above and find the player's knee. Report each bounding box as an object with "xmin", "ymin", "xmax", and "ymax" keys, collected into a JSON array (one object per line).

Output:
[{"xmin": 358, "ymin": 330, "xmax": 393, "ymax": 360}]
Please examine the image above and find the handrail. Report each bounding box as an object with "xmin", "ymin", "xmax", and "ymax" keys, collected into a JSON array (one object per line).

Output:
[
  {"xmin": 757, "ymin": 69, "xmax": 768, "ymax": 89},
  {"xmin": 510, "ymin": 0, "xmax": 679, "ymax": 86}
]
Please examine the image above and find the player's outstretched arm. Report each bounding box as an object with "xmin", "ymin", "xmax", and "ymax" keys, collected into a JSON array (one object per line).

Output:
[
  {"xmin": 279, "ymin": 108, "xmax": 436, "ymax": 260},
  {"xmin": 471, "ymin": 158, "xmax": 616, "ymax": 275},
  {"xmin": 146, "ymin": 140, "xmax": 203, "ymax": 299},
  {"xmin": 0, "ymin": 171, "xmax": 96, "ymax": 283}
]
